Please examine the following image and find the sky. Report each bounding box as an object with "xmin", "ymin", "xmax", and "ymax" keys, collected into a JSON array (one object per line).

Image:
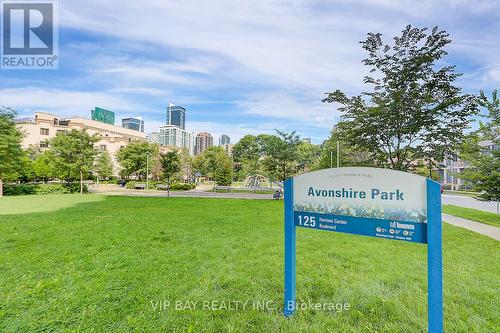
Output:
[{"xmin": 1, "ymin": 0, "xmax": 499, "ymax": 144}]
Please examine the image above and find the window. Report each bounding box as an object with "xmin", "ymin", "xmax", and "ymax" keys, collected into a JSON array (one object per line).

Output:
[
  {"xmin": 40, "ymin": 128, "xmax": 49, "ymax": 135},
  {"xmin": 40, "ymin": 141, "xmax": 49, "ymax": 148},
  {"xmin": 99, "ymin": 145, "xmax": 107, "ymax": 151}
]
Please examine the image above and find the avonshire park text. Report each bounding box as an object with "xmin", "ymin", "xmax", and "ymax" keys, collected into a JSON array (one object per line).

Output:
[{"xmin": 307, "ymin": 187, "xmax": 405, "ymax": 201}]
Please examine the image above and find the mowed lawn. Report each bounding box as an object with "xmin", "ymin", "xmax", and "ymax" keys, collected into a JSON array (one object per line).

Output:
[{"xmin": 0, "ymin": 196, "xmax": 498, "ymax": 332}]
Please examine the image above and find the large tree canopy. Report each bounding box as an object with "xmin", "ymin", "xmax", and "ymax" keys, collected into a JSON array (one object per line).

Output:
[
  {"xmin": 323, "ymin": 25, "xmax": 478, "ymax": 171},
  {"xmin": 116, "ymin": 141, "xmax": 157, "ymax": 180},
  {"xmin": 0, "ymin": 107, "xmax": 24, "ymax": 196},
  {"xmin": 50, "ymin": 129, "xmax": 98, "ymax": 194},
  {"xmin": 460, "ymin": 90, "xmax": 499, "ymax": 203}
]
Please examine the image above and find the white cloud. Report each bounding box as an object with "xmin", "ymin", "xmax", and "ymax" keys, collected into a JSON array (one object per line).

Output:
[
  {"xmin": 238, "ymin": 92, "xmax": 340, "ymax": 128},
  {"xmin": 4, "ymin": 0, "xmax": 499, "ymax": 142},
  {"xmin": 0, "ymin": 87, "xmax": 142, "ymax": 118}
]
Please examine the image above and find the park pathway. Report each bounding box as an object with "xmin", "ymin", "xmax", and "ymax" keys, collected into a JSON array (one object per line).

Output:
[{"xmin": 442, "ymin": 214, "xmax": 500, "ymax": 241}]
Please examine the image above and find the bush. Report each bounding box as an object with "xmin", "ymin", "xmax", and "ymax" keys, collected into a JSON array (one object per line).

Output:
[
  {"xmin": 170, "ymin": 182, "xmax": 196, "ymax": 191},
  {"xmin": 3, "ymin": 183, "xmax": 88, "ymax": 196},
  {"xmin": 125, "ymin": 181, "xmax": 195, "ymax": 191}
]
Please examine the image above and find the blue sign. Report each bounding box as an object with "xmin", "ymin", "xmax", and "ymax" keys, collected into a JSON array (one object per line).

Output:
[{"xmin": 284, "ymin": 167, "xmax": 442, "ymax": 332}]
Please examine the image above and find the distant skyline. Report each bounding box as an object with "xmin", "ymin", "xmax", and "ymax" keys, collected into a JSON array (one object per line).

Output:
[{"xmin": 0, "ymin": 1, "xmax": 498, "ymax": 144}]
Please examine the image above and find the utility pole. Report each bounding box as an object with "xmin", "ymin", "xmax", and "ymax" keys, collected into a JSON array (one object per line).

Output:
[
  {"xmin": 146, "ymin": 152, "xmax": 150, "ymax": 190},
  {"xmin": 336, "ymin": 141, "xmax": 340, "ymax": 168},
  {"xmin": 231, "ymin": 156, "xmax": 234, "ymax": 187}
]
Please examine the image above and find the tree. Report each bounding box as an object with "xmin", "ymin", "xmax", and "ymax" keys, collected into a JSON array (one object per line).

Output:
[
  {"xmin": 323, "ymin": 25, "xmax": 478, "ymax": 172},
  {"xmin": 460, "ymin": 90, "xmax": 499, "ymax": 205},
  {"xmin": 316, "ymin": 126, "xmax": 372, "ymax": 170},
  {"xmin": 296, "ymin": 141, "xmax": 321, "ymax": 172},
  {"xmin": 193, "ymin": 147, "xmax": 232, "ymax": 187},
  {"xmin": 260, "ymin": 130, "xmax": 301, "ymax": 182},
  {"xmin": 116, "ymin": 141, "xmax": 156, "ymax": 180},
  {"xmin": 178, "ymin": 148, "xmax": 193, "ymax": 183},
  {"xmin": 32, "ymin": 150, "xmax": 57, "ymax": 181},
  {"xmin": 478, "ymin": 89, "xmax": 499, "ymax": 140},
  {"xmin": 160, "ymin": 151, "xmax": 180, "ymax": 197},
  {"xmin": 94, "ymin": 150, "xmax": 114, "ymax": 184},
  {"xmin": 0, "ymin": 107, "xmax": 24, "ymax": 197},
  {"xmin": 50, "ymin": 129, "xmax": 98, "ymax": 194},
  {"xmin": 232, "ymin": 135, "xmax": 261, "ymax": 180}
]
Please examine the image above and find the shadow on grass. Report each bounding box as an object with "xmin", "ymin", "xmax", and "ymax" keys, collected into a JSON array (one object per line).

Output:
[{"xmin": 0, "ymin": 194, "xmax": 106, "ymax": 215}]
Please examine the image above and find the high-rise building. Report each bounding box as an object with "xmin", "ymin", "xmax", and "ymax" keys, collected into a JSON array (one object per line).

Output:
[
  {"xmin": 221, "ymin": 143, "xmax": 234, "ymax": 156},
  {"xmin": 91, "ymin": 107, "xmax": 115, "ymax": 125},
  {"xmin": 166, "ymin": 103, "xmax": 186, "ymax": 129},
  {"xmin": 147, "ymin": 131, "xmax": 159, "ymax": 143},
  {"xmin": 122, "ymin": 117, "xmax": 144, "ymax": 132},
  {"xmin": 195, "ymin": 132, "xmax": 213, "ymax": 155},
  {"xmin": 219, "ymin": 134, "xmax": 230, "ymax": 146},
  {"xmin": 158, "ymin": 125, "xmax": 195, "ymax": 156}
]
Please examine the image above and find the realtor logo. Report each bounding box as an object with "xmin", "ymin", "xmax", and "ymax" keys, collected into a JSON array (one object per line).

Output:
[{"xmin": 1, "ymin": 1, "xmax": 58, "ymax": 69}]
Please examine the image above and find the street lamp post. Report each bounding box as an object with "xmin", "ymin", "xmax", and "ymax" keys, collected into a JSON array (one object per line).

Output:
[{"xmin": 146, "ymin": 152, "xmax": 150, "ymax": 190}]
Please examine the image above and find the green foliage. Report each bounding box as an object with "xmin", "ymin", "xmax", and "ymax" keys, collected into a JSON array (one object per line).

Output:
[
  {"xmin": 478, "ymin": 89, "xmax": 500, "ymax": 139},
  {"xmin": 459, "ymin": 91, "xmax": 499, "ymax": 202},
  {"xmin": 177, "ymin": 148, "xmax": 193, "ymax": 182},
  {"xmin": 193, "ymin": 147, "xmax": 232, "ymax": 185},
  {"xmin": 316, "ymin": 127, "xmax": 372, "ymax": 170},
  {"xmin": 170, "ymin": 182, "xmax": 196, "ymax": 190},
  {"xmin": 125, "ymin": 181, "xmax": 194, "ymax": 191},
  {"xmin": 296, "ymin": 141, "xmax": 322, "ymax": 172},
  {"xmin": 94, "ymin": 150, "xmax": 114, "ymax": 180},
  {"xmin": 32, "ymin": 150, "xmax": 57, "ymax": 181},
  {"xmin": 160, "ymin": 151, "xmax": 181, "ymax": 196},
  {"xmin": 323, "ymin": 25, "xmax": 479, "ymax": 171},
  {"xmin": 3, "ymin": 183, "xmax": 87, "ymax": 196},
  {"xmin": 233, "ymin": 135, "xmax": 261, "ymax": 179},
  {"xmin": 0, "ymin": 107, "xmax": 24, "ymax": 195},
  {"xmin": 260, "ymin": 130, "xmax": 301, "ymax": 181},
  {"xmin": 160, "ymin": 151, "xmax": 180, "ymax": 181},
  {"xmin": 50, "ymin": 129, "xmax": 98, "ymax": 181},
  {"xmin": 116, "ymin": 141, "xmax": 157, "ymax": 180}
]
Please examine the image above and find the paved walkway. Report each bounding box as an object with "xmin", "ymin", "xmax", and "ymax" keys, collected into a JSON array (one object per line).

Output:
[
  {"xmin": 442, "ymin": 194, "xmax": 499, "ymax": 214},
  {"xmin": 90, "ymin": 184, "xmax": 272, "ymax": 200},
  {"xmin": 442, "ymin": 213, "xmax": 500, "ymax": 241}
]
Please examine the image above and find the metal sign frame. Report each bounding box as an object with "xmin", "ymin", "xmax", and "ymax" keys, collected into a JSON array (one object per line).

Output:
[{"xmin": 283, "ymin": 170, "xmax": 442, "ymax": 333}]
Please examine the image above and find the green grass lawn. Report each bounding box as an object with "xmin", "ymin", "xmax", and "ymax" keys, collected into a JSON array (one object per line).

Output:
[
  {"xmin": 0, "ymin": 195, "xmax": 499, "ymax": 332},
  {"xmin": 443, "ymin": 205, "xmax": 500, "ymax": 228}
]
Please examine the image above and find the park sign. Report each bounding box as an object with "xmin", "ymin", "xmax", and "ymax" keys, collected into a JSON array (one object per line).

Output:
[{"xmin": 284, "ymin": 167, "xmax": 443, "ymax": 332}]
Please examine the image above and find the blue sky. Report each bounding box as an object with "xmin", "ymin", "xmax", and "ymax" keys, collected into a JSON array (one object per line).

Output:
[{"xmin": 1, "ymin": 0, "xmax": 499, "ymax": 143}]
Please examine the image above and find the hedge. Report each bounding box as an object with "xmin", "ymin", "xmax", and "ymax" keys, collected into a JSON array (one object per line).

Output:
[
  {"xmin": 3, "ymin": 183, "xmax": 88, "ymax": 196},
  {"xmin": 125, "ymin": 181, "xmax": 195, "ymax": 191}
]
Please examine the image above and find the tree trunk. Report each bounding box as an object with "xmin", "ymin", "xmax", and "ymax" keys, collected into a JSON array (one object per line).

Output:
[
  {"xmin": 0, "ymin": 178, "xmax": 3, "ymax": 197},
  {"xmin": 80, "ymin": 171, "xmax": 83, "ymax": 195},
  {"xmin": 167, "ymin": 177, "xmax": 170, "ymax": 198}
]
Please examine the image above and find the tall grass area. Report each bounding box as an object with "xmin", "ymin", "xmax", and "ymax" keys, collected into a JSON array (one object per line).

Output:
[{"xmin": 0, "ymin": 196, "xmax": 498, "ymax": 332}]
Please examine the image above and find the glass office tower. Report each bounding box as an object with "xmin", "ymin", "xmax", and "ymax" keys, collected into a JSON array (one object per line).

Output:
[
  {"xmin": 166, "ymin": 104, "xmax": 186, "ymax": 130},
  {"xmin": 122, "ymin": 117, "xmax": 144, "ymax": 132}
]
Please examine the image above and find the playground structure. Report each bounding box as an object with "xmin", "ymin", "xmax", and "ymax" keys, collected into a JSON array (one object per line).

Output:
[
  {"xmin": 241, "ymin": 174, "xmax": 282, "ymax": 190},
  {"xmin": 243, "ymin": 174, "xmax": 270, "ymax": 189}
]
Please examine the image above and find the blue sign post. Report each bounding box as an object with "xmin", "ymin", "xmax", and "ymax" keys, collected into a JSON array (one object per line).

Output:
[{"xmin": 284, "ymin": 168, "xmax": 442, "ymax": 332}]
